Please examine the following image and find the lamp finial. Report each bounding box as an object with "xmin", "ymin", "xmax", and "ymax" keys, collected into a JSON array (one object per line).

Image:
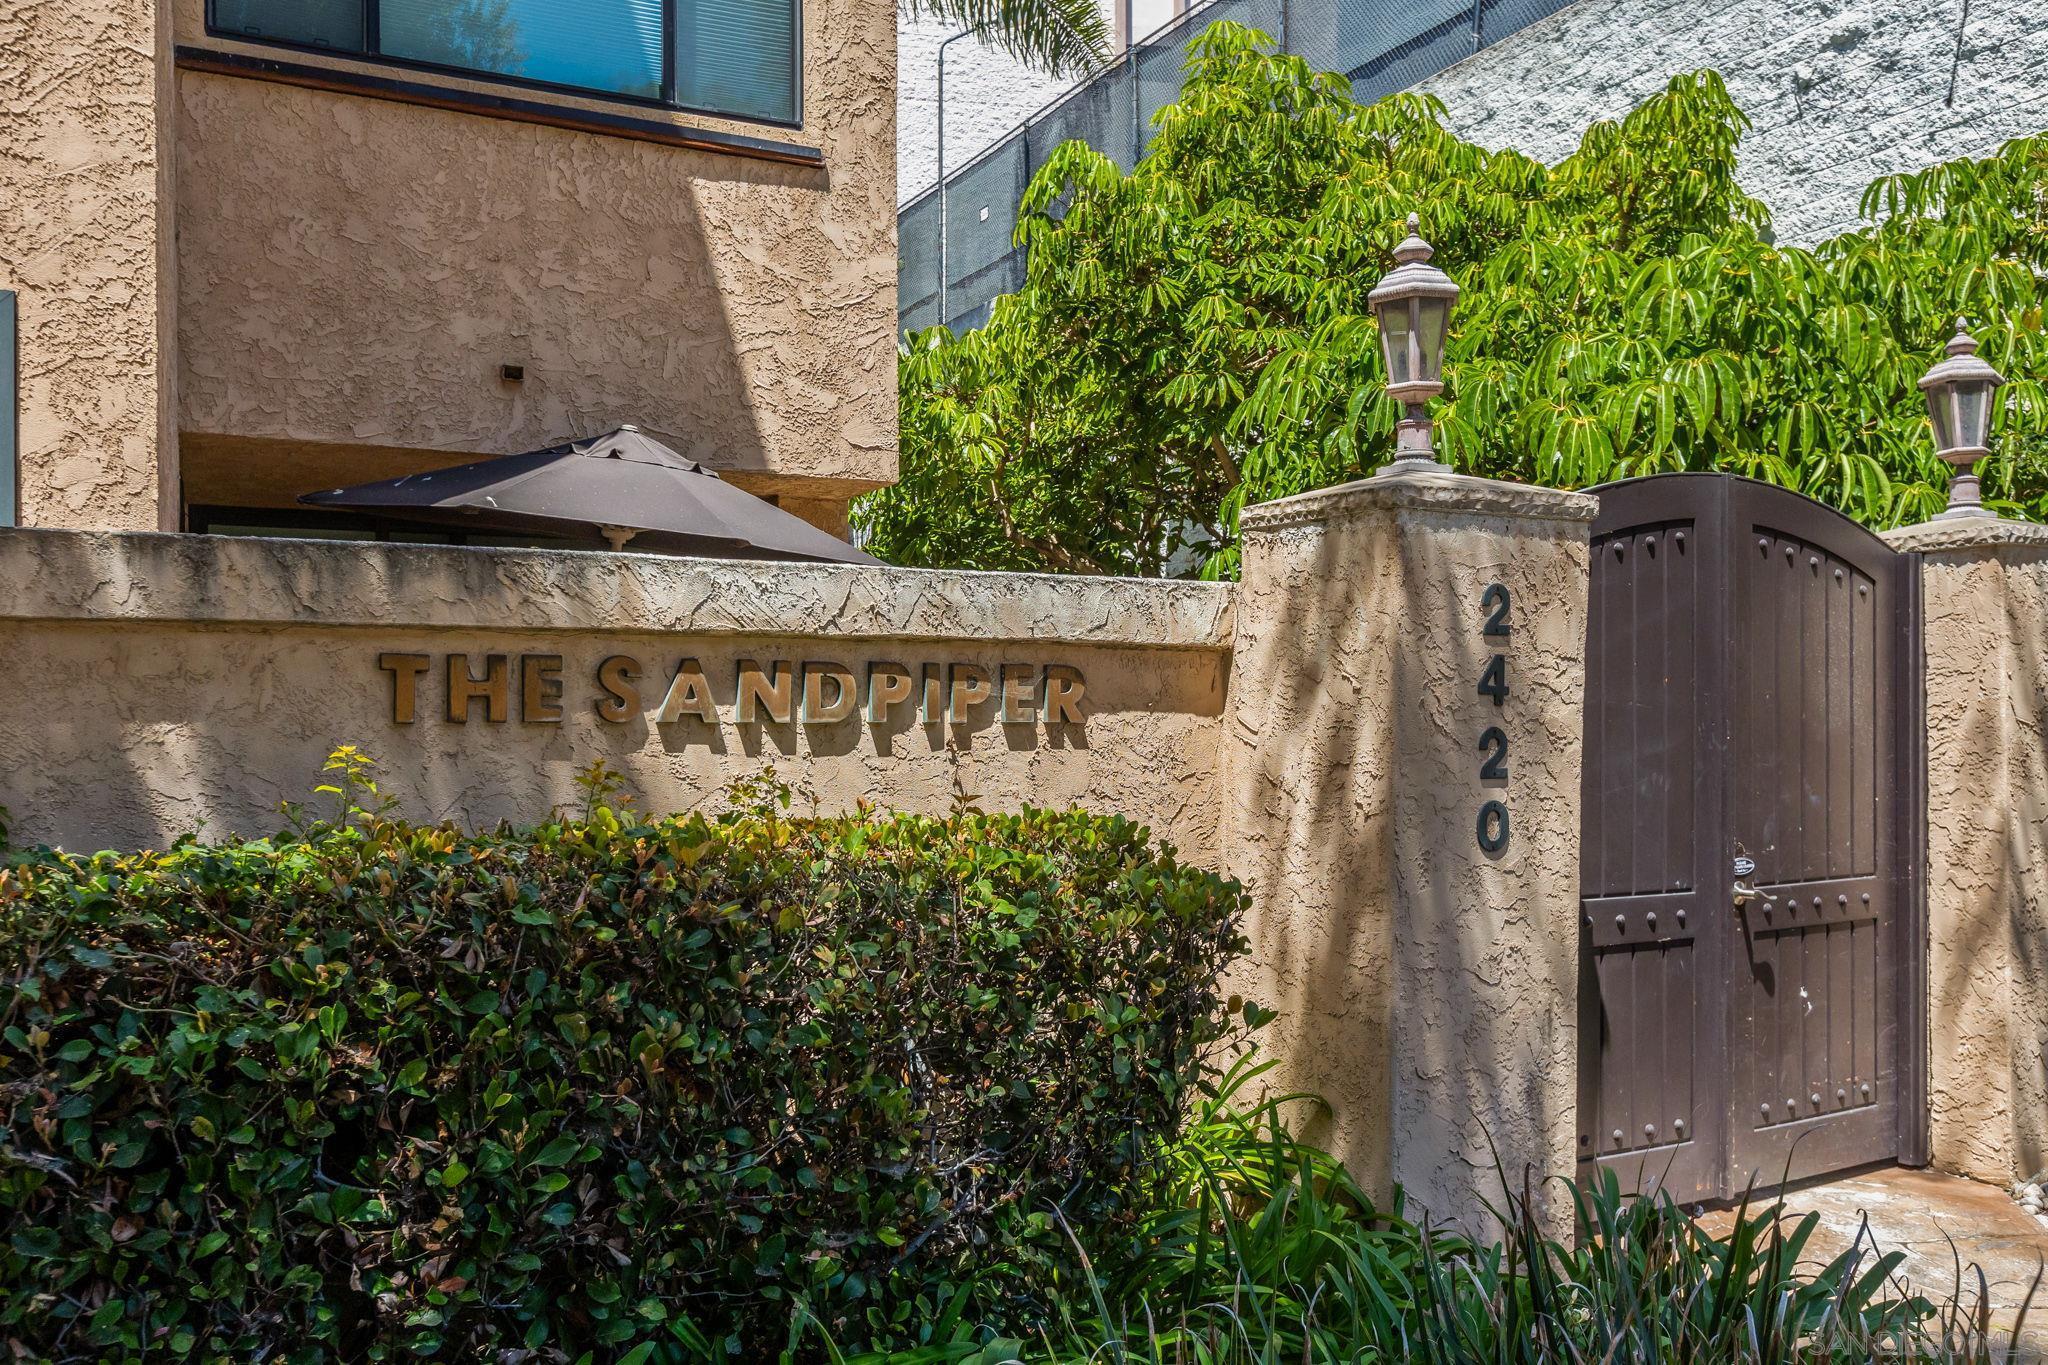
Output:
[{"xmin": 1392, "ymin": 214, "xmax": 1434, "ymax": 266}]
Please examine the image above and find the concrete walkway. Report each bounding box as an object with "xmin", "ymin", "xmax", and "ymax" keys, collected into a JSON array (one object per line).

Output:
[{"xmin": 1699, "ymin": 1166, "xmax": 2048, "ymax": 1355}]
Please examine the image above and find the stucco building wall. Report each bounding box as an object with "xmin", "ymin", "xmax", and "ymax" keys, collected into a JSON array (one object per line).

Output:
[
  {"xmin": 0, "ymin": 0, "xmax": 176, "ymax": 530},
  {"xmin": 1415, "ymin": 0, "xmax": 2048, "ymax": 247},
  {"xmin": 0, "ymin": 530, "xmax": 1228, "ymax": 859},
  {"xmin": 169, "ymin": 0, "xmax": 899, "ymax": 521},
  {"xmin": 1886, "ymin": 516, "xmax": 2048, "ymax": 1189},
  {"xmin": 1220, "ymin": 471, "xmax": 1596, "ymax": 1236},
  {"xmin": 5, "ymin": 0, "xmax": 898, "ymax": 536}
]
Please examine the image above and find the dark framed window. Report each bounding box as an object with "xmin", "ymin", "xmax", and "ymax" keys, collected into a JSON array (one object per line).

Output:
[{"xmin": 207, "ymin": 0, "xmax": 799, "ymax": 126}]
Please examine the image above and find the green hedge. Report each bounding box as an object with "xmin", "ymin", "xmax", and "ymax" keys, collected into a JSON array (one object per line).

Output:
[{"xmin": 0, "ymin": 776, "xmax": 1247, "ymax": 1361}]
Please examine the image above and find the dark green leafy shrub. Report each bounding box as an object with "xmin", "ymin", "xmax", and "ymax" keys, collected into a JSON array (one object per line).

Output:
[{"xmin": 0, "ymin": 776, "xmax": 1247, "ymax": 1361}]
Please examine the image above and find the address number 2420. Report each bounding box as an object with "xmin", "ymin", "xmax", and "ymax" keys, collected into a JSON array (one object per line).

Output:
[{"xmin": 1476, "ymin": 582, "xmax": 1510, "ymax": 854}]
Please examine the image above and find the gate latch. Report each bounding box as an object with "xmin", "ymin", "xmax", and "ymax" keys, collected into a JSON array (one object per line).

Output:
[
  {"xmin": 1731, "ymin": 849, "xmax": 1774, "ymax": 911},
  {"xmin": 1732, "ymin": 879, "xmax": 1775, "ymax": 908}
]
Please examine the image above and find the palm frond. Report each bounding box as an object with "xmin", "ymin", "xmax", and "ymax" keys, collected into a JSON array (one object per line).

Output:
[{"xmin": 903, "ymin": 0, "xmax": 1110, "ymax": 79}]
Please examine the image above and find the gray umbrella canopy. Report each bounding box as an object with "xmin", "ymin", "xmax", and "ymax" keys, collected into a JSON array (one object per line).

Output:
[{"xmin": 300, "ymin": 426, "xmax": 879, "ymax": 566}]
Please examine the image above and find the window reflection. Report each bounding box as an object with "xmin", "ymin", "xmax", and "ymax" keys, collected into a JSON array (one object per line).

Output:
[
  {"xmin": 382, "ymin": 0, "xmax": 664, "ymax": 99},
  {"xmin": 207, "ymin": 0, "xmax": 799, "ymax": 123}
]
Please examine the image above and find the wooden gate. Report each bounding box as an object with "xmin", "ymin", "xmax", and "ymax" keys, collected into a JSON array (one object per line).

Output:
[{"xmin": 1578, "ymin": 474, "xmax": 1926, "ymax": 1203}]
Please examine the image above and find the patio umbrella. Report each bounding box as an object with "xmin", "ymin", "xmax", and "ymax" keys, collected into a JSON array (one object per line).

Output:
[{"xmin": 300, "ymin": 425, "xmax": 880, "ymax": 565}]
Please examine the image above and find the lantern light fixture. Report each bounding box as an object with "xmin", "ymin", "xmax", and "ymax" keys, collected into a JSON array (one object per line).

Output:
[
  {"xmin": 1367, "ymin": 213, "xmax": 1460, "ymax": 475},
  {"xmin": 1917, "ymin": 318, "xmax": 2007, "ymax": 520}
]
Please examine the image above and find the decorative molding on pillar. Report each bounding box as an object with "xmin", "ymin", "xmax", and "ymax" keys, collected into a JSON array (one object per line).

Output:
[
  {"xmin": 1882, "ymin": 518, "xmax": 2048, "ymax": 555},
  {"xmin": 1239, "ymin": 469, "xmax": 1599, "ymax": 533}
]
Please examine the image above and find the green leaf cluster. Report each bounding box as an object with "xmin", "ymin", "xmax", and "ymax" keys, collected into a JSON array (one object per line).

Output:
[
  {"xmin": 864, "ymin": 23, "xmax": 2048, "ymax": 577},
  {"xmin": 843, "ymin": 1057, "xmax": 1959, "ymax": 1363},
  {"xmin": 0, "ymin": 793, "xmax": 1247, "ymax": 1360}
]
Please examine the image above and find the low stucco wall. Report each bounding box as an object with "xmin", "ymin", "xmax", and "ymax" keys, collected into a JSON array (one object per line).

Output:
[
  {"xmin": 0, "ymin": 530, "xmax": 1229, "ymax": 858},
  {"xmin": 1221, "ymin": 470, "xmax": 1596, "ymax": 1235},
  {"xmin": 1886, "ymin": 517, "xmax": 2048, "ymax": 1188}
]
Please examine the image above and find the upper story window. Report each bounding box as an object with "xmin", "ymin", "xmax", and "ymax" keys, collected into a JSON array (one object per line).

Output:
[{"xmin": 208, "ymin": 0, "xmax": 800, "ymax": 125}]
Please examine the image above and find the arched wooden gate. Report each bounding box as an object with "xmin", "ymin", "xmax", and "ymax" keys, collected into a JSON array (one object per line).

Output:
[{"xmin": 1578, "ymin": 473, "xmax": 1927, "ymax": 1203}]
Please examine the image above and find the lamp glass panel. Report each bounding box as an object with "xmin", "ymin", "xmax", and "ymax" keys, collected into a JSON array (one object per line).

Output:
[
  {"xmin": 1380, "ymin": 302, "xmax": 1414, "ymax": 386},
  {"xmin": 1927, "ymin": 390, "xmax": 1958, "ymax": 451},
  {"xmin": 1954, "ymin": 381, "xmax": 1990, "ymax": 450},
  {"xmin": 1415, "ymin": 297, "xmax": 1449, "ymax": 382}
]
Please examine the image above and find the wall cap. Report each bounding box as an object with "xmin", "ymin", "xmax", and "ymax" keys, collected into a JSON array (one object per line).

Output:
[
  {"xmin": 1881, "ymin": 518, "xmax": 2048, "ymax": 554},
  {"xmin": 1239, "ymin": 469, "xmax": 1599, "ymax": 532},
  {"xmin": 0, "ymin": 528, "xmax": 1235, "ymax": 651}
]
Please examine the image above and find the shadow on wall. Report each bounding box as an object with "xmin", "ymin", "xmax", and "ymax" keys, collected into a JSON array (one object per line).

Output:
[
  {"xmin": 2001, "ymin": 549, "xmax": 2048, "ymax": 1185},
  {"xmin": 3, "ymin": 618, "xmax": 1226, "ymax": 854},
  {"xmin": 1223, "ymin": 494, "xmax": 1583, "ymax": 1228},
  {"xmin": 1224, "ymin": 508, "xmax": 1402, "ymax": 1188},
  {"xmin": 1927, "ymin": 553, "xmax": 2026, "ymax": 1185},
  {"xmin": 1389, "ymin": 514, "xmax": 1574, "ymax": 1226}
]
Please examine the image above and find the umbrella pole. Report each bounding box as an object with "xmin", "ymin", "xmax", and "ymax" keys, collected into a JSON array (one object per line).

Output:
[{"xmin": 600, "ymin": 525, "xmax": 639, "ymax": 553}]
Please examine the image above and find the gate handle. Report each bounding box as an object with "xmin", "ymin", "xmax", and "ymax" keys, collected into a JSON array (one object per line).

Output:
[{"xmin": 1732, "ymin": 880, "xmax": 1776, "ymax": 908}]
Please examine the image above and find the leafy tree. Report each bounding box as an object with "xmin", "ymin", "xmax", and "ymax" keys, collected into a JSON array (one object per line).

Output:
[{"xmin": 861, "ymin": 23, "xmax": 2048, "ymax": 578}]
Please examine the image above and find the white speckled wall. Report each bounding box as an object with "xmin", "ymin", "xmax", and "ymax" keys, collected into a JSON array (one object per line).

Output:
[
  {"xmin": 1416, "ymin": 0, "xmax": 2048, "ymax": 246},
  {"xmin": 903, "ymin": 0, "xmax": 2048, "ymax": 251}
]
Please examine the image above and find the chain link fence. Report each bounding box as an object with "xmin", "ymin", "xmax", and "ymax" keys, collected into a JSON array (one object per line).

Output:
[{"xmin": 899, "ymin": 0, "xmax": 1572, "ymax": 334}]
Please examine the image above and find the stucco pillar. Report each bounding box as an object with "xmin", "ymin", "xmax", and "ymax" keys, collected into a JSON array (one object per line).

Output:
[
  {"xmin": 0, "ymin": 0, "xmax": 177, "ymax": 530},
  {"xmin": 1883, "ymin": 518, "xmax": 2048, "ymax": 1188},
  {"xmin": 1221, "ymin": 468, "xmax": 1597, "ymax": 1236}
]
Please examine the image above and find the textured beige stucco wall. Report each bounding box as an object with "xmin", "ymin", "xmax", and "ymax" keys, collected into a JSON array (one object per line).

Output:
[
  {"xmin": 0, "ymin": 0, "xmax": 175, "ymax": 530},
  {"xmin": 1887, "ymin": 517, "xmax": 2048, "ymax": 1187},
  {"xmin": 1221, "ymin": 470, "xmax": 1596, "ymax": 1235},
  {"xmin": 169, "ymin": 0, "xmax": 897, "ymax": 515},
  {"xmin": 0, "ymin": 531, "xmax": 1226, "ymax": 860},
  {"xmin": 1222, "ymin": 486, "xmax": 1402, "ymax": 1184}
]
